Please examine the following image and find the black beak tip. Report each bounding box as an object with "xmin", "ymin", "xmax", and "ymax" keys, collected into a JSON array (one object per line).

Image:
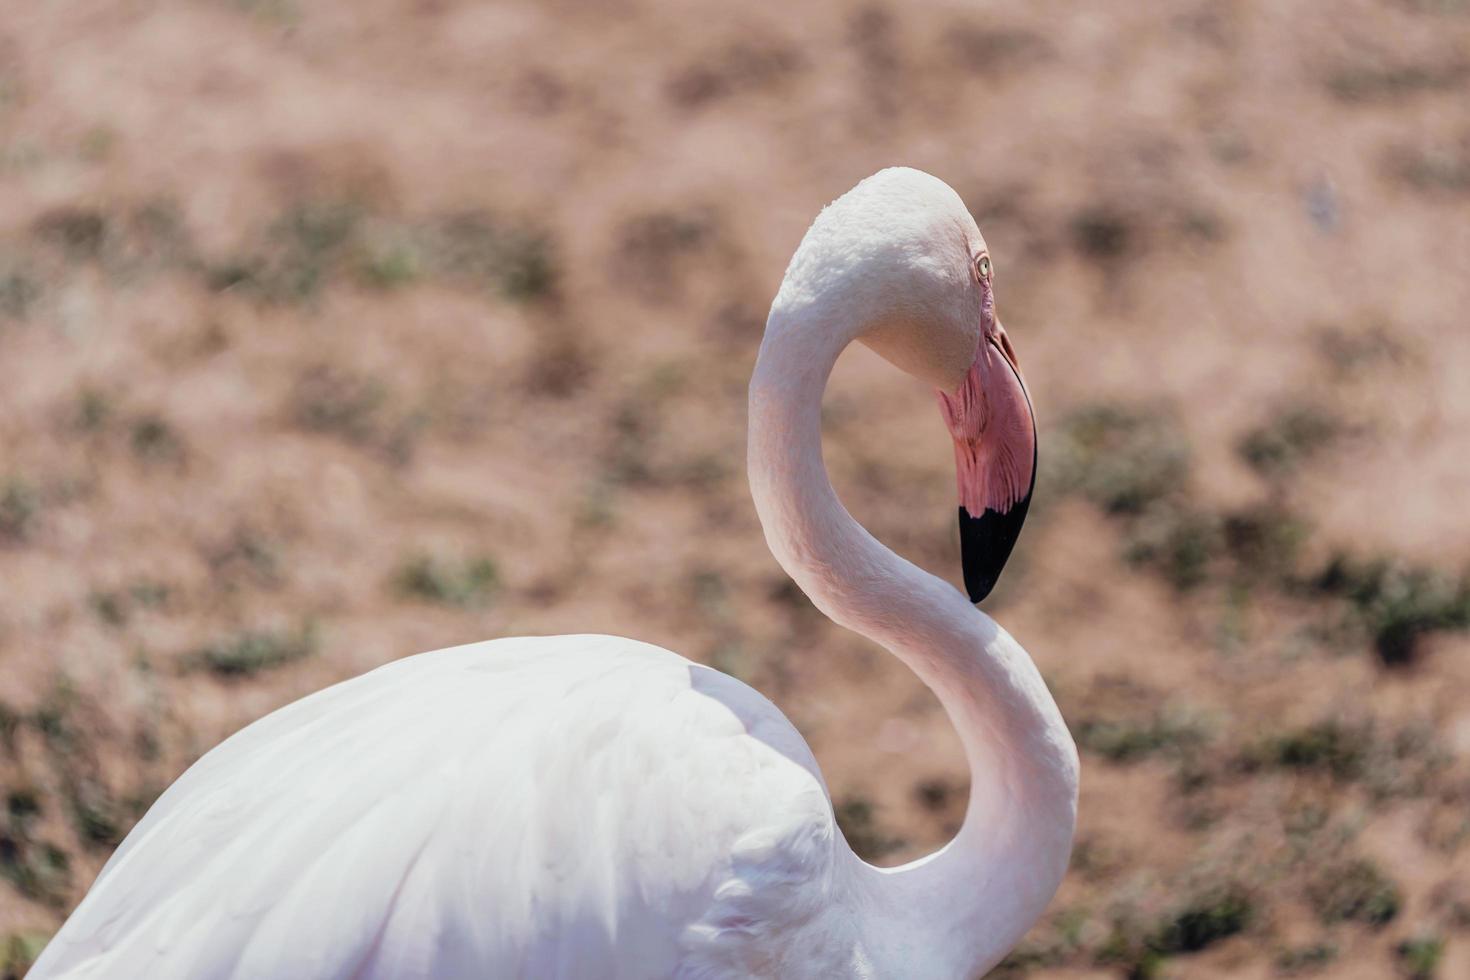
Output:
[
  {"xmin": 965, "ymin": 570, "xmax": 1000, "ymax": 605},
  {"xmin": 959, "ymin": 499, "xmax": 1032, "ymax": 604}
]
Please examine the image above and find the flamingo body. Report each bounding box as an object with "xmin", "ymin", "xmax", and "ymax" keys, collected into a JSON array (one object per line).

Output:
[{"xmin": 34, "ymin": 636, "xmax": 864, "ymax": 979}]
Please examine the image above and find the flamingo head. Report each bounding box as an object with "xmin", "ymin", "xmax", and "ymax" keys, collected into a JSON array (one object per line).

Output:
[{"xmin": 771, "ymin": 167, "xmax": 1036, "ymax": 604}]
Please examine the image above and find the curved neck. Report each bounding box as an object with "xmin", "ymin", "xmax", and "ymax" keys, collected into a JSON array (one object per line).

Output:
[{"xmin": 747, "ymin": 310, "xmax": 1078, "ymax": 977}]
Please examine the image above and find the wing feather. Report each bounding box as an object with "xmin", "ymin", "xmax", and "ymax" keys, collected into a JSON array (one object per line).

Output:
[{"xmin": 31, "ymin": 636, "xmax": 844, "ymax": 980}]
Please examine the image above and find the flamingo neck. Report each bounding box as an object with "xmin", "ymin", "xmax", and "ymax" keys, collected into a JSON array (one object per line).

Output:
[{"xmin": 747, "ymin": 309, "xmax": 1078, "ymax": 977}]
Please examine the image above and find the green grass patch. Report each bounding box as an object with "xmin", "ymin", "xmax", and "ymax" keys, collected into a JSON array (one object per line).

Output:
[
  {"xmin": 207, "ymin": 525, "xmax": 282, "ymax": 590},
  {"xmin": 834, "ymin": 795, "xmax": 906, "ymax": 862},
  {"xmin": 1150, "ymin": 883, "xmax": 1255, "ymax": 955},
  {"xmin": 1387, "ymin": 139, "xmax": 1470, "ymax": 195},
  {"xmin": 0, "ymin": 931, "xmax": 51, "ymax": 979},
  {"xmin": 32, "ymin": 206, "xmax": 109, "ymax": 260},
  {"xmin": 89, "ymin": 580, "xmax": 171, "ymax": 627},
  {"xmin": 1314, "ymin": 322, "xmax": 1407, "ymax": 377},
  {"xmin": 73, "ymin": 387, "xmax": 114, "ymax": 432},
  {"xmin": 1121, "ymin": 503, "xmax": 1221, "ymax": 591},
  {"xmin": 207, "ymin": 200, "xmax": 362, "ymax": 305},
  {"xmin": 1070, "ymin": 206, "xmax": 1137, "ymax": 261},
  {"xmin": 1326, "ymin": 56, "xmax": 1469, "ymax": 102},
  {"xmin": 66, "ymin": 777, "xmax": 122, "ymax": 848},
  {"xmin": 1076, "ymin": 710, "xmax": 1210, "ymax": 765},
  {"xmin": 1242, "ymin": 717, "xmax": 1448, "ymax": 800},
  {"xmin": 0, "ymin": 834, "xmax": 70, "ymax": 908},
  {"xmin": 203, "ymin": 201, "xmax": 559, "ymax": 305},
  {"xmin": 426, "ymin": 212, "xmax": 559, "ymax": 300},
  {"xmin": 130, "ymin": 414, "xmax": 186, "ymax": 465},
  {"xmin": 0, "ymin": 258, "xmax": 41, "ymax": 320},
  {"xmin": 1243, "ymin": 720, "xmax": 1372, "ymax": 781},
  {"xmin": 991, "ymin": 907, "xmax": 1086, "ymax": 975},
  {"xmin": 1309, "ymin": 858, "xmax": 1401, "ymax": 927},
  {"xmin": 1236, "ymin": 404, "xmax": 1339, "ymax": 480},
  {"xmin": 290, "ymin": 367, "xmax": 424, "ymax": 464},
  {"xmin": 1396, "ymin": 934, "xmax": 1444, "ymax": 979},
  {"xmin": 1275, "ymin": 941, "xmax": 1337, "ymax": 974},
  {"xmin": 185, "ymin": 624, "xmax": 318, "ymax": 677},
  {"xmin": 1097, "ymin": 882, "xmax": 1256, "ymax": 978},
  {"xmin": 1221, "ymin": 503, "xmax": 1310, "ymax": 583},
  {"xmin": 354, "ymin": 234, "xmax": 423, "ymax": 289},
  {"xmin": 1309, "ymin": 554, "xmax": 1470, "ymax": 666},
  {"xmin": 1050, "ymin": 403, "xmax": 1190, "ymax": 515},
  {"xmin": 395, "ymin": 554, "xmax": 500, "ymax": 608},
  {"xmin": 0, "ymin": 478, "xmax": 39, "ymax": 543}
]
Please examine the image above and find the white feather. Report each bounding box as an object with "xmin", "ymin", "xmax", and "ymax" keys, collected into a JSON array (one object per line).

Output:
[{"xmin": 34, "ymin": 638, "xmax": 851, "ymax": 979}]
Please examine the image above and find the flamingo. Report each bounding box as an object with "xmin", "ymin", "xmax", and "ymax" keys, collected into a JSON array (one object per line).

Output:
[{"xmin": 30, "ymin": 167, "xmax": 1078, "ymax": 979}]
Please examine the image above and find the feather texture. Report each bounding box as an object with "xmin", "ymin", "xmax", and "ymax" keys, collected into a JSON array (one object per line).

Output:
[{"xmin": 31, "ymin": 637, "xmax": 864, "ymax": 980}]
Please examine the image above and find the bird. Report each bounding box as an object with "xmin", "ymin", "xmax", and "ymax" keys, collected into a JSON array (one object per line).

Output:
[{"xmin": 30, "ymin": 167, "xmax": 1078, "ymax": 980}]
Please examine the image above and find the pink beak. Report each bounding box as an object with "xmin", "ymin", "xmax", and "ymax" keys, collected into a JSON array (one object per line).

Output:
[{"xmin": 936, "ymin": 322, "xmax": 1037, "ymax": 602}]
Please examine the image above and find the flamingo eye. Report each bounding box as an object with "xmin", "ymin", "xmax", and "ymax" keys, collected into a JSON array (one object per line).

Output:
[{"xmin": 977, "ymin": 255, "xmax": 992, "ymax": 281}]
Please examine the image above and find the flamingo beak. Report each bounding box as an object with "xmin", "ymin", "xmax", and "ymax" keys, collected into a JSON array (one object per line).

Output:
[{"xmin": 938, "ymin": 321, "xmax": 1037, "ymax": 603}]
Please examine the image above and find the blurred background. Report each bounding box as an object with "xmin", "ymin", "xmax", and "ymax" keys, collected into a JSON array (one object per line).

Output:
[{"xmin": 2, "ymin": 1, "xmax": 1469, "ymax": 976}]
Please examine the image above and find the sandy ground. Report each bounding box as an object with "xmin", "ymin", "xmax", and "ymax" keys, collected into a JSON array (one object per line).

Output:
[{"xmin": 2, "ymin": 0, "xmax": 1470, "ymax": 976}]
